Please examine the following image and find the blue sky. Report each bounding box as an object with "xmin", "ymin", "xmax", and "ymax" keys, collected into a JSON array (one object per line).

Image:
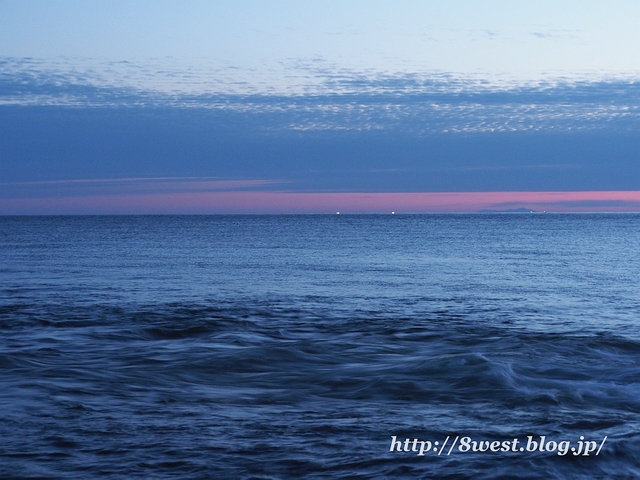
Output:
[
  {"xmin": 1, "ymin": 1, "xmax": 640, "ymax": 212},
  {"xmin": 3, "ymin": 1, "xmax": 640, "ymax": 78}
]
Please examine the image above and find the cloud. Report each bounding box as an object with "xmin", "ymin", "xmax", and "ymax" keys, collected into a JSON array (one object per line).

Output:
[
  {"xmin": 2, "ymin": 191, "xmax": 639, "ymax": 215},
  {"xmin": 528, "ymin": 27, "xmax": 580, "ymax": 40},
  {"xmin": 2, "ymin": 56, "xmax": 640, "ymax": 135},
  {"xmin": 0, "ymin": 177, "xmax": 283, "ymax": 199}
]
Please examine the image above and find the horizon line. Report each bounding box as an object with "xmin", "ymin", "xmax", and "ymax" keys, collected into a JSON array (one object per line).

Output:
[{"xmin": 1, "ymin": 190, "xmax": 639, "ymax": 215}]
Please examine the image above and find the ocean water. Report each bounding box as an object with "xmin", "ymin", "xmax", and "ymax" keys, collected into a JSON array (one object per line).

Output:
[{"xmin": 1, "ymin": 214, "xmax": 639, "ymax": 479}]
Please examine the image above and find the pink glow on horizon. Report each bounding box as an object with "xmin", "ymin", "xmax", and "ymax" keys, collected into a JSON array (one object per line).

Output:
[{"xmin": 2, "ymin": 191, "xmax": 640, "ymax": 214}]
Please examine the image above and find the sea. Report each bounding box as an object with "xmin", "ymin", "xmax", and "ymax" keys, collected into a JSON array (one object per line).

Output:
[{"xmin": 1, "ymin": 214, "xmax": 639, "ymax": 479}]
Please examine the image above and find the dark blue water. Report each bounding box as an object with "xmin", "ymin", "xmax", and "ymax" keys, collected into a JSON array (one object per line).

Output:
[{"xmin": 1, "ymin": 215, "xmax": 639, "ymax": 479}]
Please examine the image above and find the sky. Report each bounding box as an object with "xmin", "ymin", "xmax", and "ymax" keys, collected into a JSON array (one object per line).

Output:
[{"xmin": 1, "ymin": 0, "xmax": 640, "ymax": 213}]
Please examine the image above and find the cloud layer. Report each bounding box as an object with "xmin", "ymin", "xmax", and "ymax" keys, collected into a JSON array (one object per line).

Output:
[
  {"xmin": 3, "ymin": 190, "xmax": 640, "ymax": 215},
  {"xmin": 2, "ymin": 57, "xmax": 640, "ymax": 212},
  {"xmin": 3, "ymin": 57, "xmax": 640, "ymax": 135}
]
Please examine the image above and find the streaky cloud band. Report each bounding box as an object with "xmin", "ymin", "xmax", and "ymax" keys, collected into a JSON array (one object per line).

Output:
[
  {"xmin": 3, "ymin": 56, "xmax": 640, "ymax": 134},
  {"xmin": 0, "ymin": 177, "xmax": 284, "ymax": 199},
  {"xmin": 2, "ymin": 191, "xmax": 640, "ymax": 215}
]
